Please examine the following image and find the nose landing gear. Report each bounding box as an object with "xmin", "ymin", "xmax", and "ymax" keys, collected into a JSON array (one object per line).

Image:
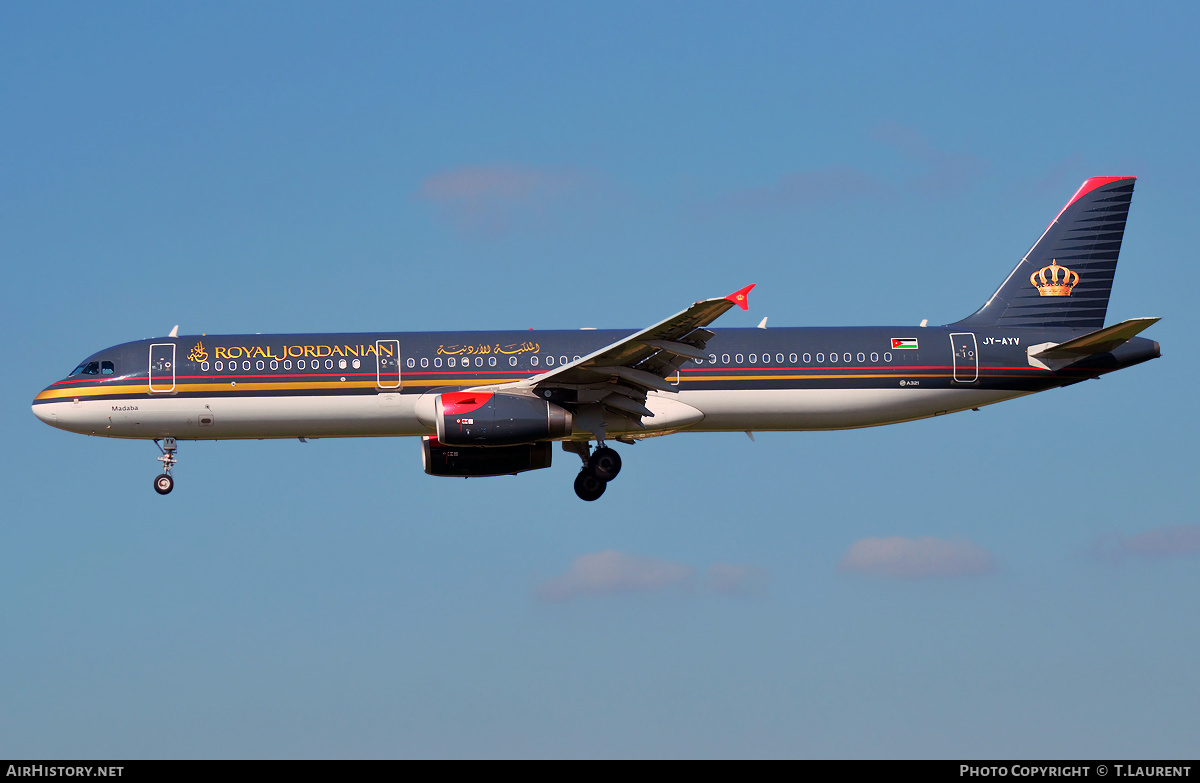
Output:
[
  {"xmin": 153, "ymin": 438, "xmax": 177, "ymax": 495},
  {"xmin": 564, "ymin": 442, "xmax": 624, "ymax": 501}
]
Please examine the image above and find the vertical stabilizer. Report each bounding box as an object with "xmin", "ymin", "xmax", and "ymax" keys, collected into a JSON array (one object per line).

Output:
[{"xmin": 952, "ymin": 177, "xmax": 1135, "ymax": 329}]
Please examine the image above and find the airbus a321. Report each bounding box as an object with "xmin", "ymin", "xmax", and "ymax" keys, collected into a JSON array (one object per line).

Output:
[{"xmin": 33, "ymin": 176, "xmax": 1160, "ymax": 500}]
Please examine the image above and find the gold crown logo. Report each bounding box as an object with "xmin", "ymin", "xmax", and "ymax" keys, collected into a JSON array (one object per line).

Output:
[
  {"xmin": 188, "ymin": 341, "xmax": 209, "ymax": 362},
  {"xmin": 1029, "ymin": 259, "xmax": 1079, "ymax": 297}
]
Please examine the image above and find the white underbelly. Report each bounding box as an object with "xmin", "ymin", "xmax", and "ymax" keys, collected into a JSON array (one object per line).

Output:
[
  {"xmin": 675, "ymin": 388, "xmax": 1029, "ymax": 431},
  {"xmin": 36, "ymin": 387, "xmax": 1031, "ymax": 440},
  {"xmin": 36, "ymin": 394, "xmax": 433, "ymax": 439}
]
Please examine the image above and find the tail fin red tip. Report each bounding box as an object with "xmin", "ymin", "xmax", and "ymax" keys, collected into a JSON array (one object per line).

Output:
[{"xmin": 725, "ymin": 283, "xmax": 755, "ymax": 311}]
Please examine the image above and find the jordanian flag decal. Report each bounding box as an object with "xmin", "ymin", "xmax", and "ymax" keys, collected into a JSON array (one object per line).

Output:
[{"xmin": 891, "ymin": 338, "xmax": 919, "ymax": 350}]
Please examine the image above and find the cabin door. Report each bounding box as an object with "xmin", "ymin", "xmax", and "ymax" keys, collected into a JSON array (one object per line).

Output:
[
  {"xmin": 376, "ymin": 339, "xmax": 401, "ymax": 389},
  {"xmin": 949, "ymin": 332, "xmax": 978, "ymax": 383},
  {"xmin": 149, "ymin": 343, "xmax": 177, "ymax": 393}
]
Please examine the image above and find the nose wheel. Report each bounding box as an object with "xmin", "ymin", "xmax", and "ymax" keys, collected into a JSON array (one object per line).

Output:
[{"xmin": 153, "ymin": 438, "xmax": 177, "ymax": 495}]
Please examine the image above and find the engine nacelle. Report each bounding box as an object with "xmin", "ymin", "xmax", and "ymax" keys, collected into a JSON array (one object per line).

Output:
[
  {"xmin": 422, "ymin": 437, "xmax": 553, "ymax": 477},
  {"xmin": 435, "ymin": 392, "xmax": 573, "ymax": 446}
]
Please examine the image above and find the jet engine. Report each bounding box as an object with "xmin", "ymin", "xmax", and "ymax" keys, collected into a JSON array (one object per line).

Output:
[
  {"xmin": 422, "ymin": 437, "xmax": 553, "ymax": 477},
  {"xmin": 434, "ymin": 392, "xmax": 573, "ymax": 446}
]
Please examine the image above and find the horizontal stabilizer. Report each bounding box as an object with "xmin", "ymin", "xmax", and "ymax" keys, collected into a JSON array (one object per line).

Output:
[{"xmin": 1031, "ymin": 318, "xmax": 1160, "ymax": 360}]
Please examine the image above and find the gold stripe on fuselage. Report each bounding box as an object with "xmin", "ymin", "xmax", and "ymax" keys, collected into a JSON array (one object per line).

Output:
[{"xmin": 34, "ymin": 369, "xmax": 1044, "ymax": 403}]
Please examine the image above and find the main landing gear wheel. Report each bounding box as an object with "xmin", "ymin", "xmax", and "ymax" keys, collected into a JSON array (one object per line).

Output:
[
  {"xmin": 588, "ymin": 447, "xmax": 622, "ymax": 481},
  {"xmin": 574, "ymin": 470, "xmax": 607, "ymax": 502},
  {"xmin": 154, "ymin": 473, "xmax": 174, "ymax": 495}
]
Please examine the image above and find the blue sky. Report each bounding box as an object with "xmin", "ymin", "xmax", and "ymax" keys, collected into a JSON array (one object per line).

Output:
[{"xmin": 3, "ymin": 2, "xmax": 1197, "ymax": 758}]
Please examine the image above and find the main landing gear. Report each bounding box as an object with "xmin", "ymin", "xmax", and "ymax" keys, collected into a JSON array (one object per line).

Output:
[
  {"xmin": 153, "ymin": 437, "xmax": 177, "ymax": 495},
  {"xmin": 565, "ymin": 442, "xmax": 623, "ymax": 501}
]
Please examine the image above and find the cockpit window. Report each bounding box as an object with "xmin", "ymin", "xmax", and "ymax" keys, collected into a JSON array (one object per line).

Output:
[
  {"xmin": 101, "ymin": 361, "xmax": 115, "ymax": 375},
  {"xmin": 69, "ymin": 361, "xmax": 103, "ymax": 377}
]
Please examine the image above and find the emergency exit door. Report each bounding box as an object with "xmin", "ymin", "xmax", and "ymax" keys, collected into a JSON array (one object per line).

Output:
[
  {"xmin": 376, "ymin": 339, "xmax": 401, "ymax": 389},
  {"xmin": 149, "ymin": 343, "xmax": 177, "ymax": 393},
  {"xmin": 949, "ymin": 332, "xmax": 978, "ymax": 383}
]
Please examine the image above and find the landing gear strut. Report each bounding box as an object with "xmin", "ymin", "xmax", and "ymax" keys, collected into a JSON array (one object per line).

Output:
[
  {"xmin": 564, "ymin": 441, "xmax": 623, "ymax": 501},
  {"xmin": 154, "ymin": 437, "xmax": 177, "ymax": 495}
]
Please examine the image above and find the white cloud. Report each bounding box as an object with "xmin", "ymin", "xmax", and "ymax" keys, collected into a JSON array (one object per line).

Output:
[
  {"xmin": 707, "ymin": 563, "xmax": 768, "ymax": 595},
  {"xmin": 839, "ymin": 536, "xmax": 995, "ymax": 579},
  {"xmin": 536, "ymin": 550, "xmax": 694, "ymax": 602},
  {"xmin": 1093, "ymin": 524, "xmax": 1200, "ymax": 563},
  {"xmin": 414, "ymin": 164, "xmax": 587, "ymax": 235}
]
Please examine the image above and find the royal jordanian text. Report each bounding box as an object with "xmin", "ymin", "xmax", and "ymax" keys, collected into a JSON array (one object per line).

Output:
[
  {"xmin": 6, "ymin": 767, "xmax": 123, "ymax": 778},
  {"xmin": 213, "ymin": 343, "xmax": 393, "ymax": 361}
]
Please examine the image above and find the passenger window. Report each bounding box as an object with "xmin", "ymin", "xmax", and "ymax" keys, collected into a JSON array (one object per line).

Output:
[
  {"xmin": 735, "ymin": 354, "xmax": 743, "ymax": 364},
  {"xmin": 476, "ymin": 357, "xmax": 483, "ymax": 367},
  {"xmin": 352, "ymin": 359, "xmax": 361, "ymax": 369},
  {"xmin": 857, "ymin": 353, "xmax": 865, "ymax": 363},
  {"xmin": 243, "ymin": 360, "xmax": 251, "ymax": 371},
  {"xmin": 325, "ymin": 359, "xmax": 334, "ymax": 370},
  {"xmin": 256, "ymin": 360, "xmax": 265, "ymax": 370},
  {"xmin": 298, "ymin": 360, "xmax": 306, "ymax": 370},
  {"xmin": 101, "ymin": 361, "xmax": 115, "ymax": 375},
  {"xmin": 434, "ymin": 357, "xmax": 442, "ymax": 368},
  {"xmin": 871, "ymin": 352, "xmax": 879, "ymax": 362},
  {"xmin": 560, "ymin": 356, "xmax": 568, "ymax": 366},
  {"xmin": 884, "ymin": 352, "xmax": 892, "ymax": 362},
  {"xmin": 789, "ymin": 353, "xmax": 797, "ymax": 363},
  {"xmin": 531, "ymin": 356, "xmax": 539, "ymax": 366},
  {"xmin": 271, "ymin": 360, "xmax": 278, "ymax": 370},
  {"xmin": 748, "ymin": 354, "xmax": 757, "ymax": 364},
  {"xmin": 284, "ymin": 360, "xmax": 292, "ymax": 370},
  {"xmin": 448, "ymin": 357, "xmax": 456, "ymax": 367},
  {"xmin": 508, "ymin": 357, "xmax": 516, "ymax": 366},
  {"xmin": 406, "ymin": 358, "xmax": 415, "ymax": 368},
  {"xmin": 776, "ymin": 354, "xmax": 784, "ymax": 364},
  {"xmin": 421, "ymin": 358, "xmax": 428, "ymax": 368},
  {"xmin": 709, "ymin": 354, "xmax": 717, "ymax": 364},
  {"xmin": 816, "ymin": 353, "xmax": 824, "ymax": 363},
  {"xmin": 201, "ymin": 361, "xmax": 210, "ymax": 372},
  {"xmin": 489, "ymin": 356, "xmax": 496, "ymax": 367},
  {"xmin": 546, "ymin": 356, "xmax": 555, "ymax": 366},
  {"xmin": 722, "ymin": 354, "xmax": 730, "ymax": 364}
]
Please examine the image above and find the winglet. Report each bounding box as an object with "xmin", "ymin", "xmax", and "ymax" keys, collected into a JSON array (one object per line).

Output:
[{"xmin": 725, "ymin": 284, "xmax": 755, "ymax": 311}]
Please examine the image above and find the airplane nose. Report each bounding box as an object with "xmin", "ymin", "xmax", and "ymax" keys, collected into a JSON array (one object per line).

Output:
[{"xmin": 32, "ymin": 402, "xmax": 58, "ymax": 428}]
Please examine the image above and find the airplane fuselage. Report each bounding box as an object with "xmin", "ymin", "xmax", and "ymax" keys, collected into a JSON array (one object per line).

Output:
[{"xmin": 33, "ymin": 325, "xmax": 1160, "ymax": 441}]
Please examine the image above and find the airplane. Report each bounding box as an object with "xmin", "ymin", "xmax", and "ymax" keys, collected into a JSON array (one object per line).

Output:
[{"xmin": 32, "ymin": 176, "xmax": 1160, "ymax": 501}]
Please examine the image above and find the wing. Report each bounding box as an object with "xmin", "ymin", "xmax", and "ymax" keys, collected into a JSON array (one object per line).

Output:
[{"xmin": 471, "ymin": 284, "xmax": 754, "ymax": 429}]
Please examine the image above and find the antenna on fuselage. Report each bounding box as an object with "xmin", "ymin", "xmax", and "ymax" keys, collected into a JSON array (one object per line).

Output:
[
  {"xmin": 168, "ymin": 325, "xmax": 179, "ymax": 337},
  {"xmin": 757, "ymin": 317, "xmax": 768, "ymax": 329}
]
